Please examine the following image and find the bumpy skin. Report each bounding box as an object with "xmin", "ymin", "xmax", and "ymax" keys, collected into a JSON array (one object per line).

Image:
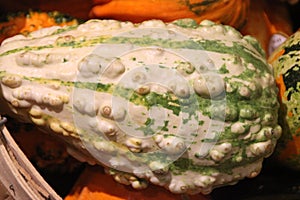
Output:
[{"xmin": 0, "ymin": 19, "xmax": 281, "ymax": 194}]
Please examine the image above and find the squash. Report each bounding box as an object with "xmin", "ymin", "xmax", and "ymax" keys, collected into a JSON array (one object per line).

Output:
[
  {"xmin": 0, "ymin": 10, "xmax": 79, "ymax": 44},
  {"xmin": 268, "ymin": 30, "xmax": 300, "ymax": 170},
  {"xmin": 89, "ymin": 0, "xmax": 249, "ymax": 29},
  {"xmin": 65, "ymin": 165, "xmax": 210, "ymax": 200},
  {"xmin": 89, "ymin": 0, "xmax": 294, "ymax": 57},
  {"xmin": 0, "ymin": 19, "xmax": 281, "ymax": 195},
  {"xmin": 240, "ymin": 0, "xmax": 293, "ymax": 57}
]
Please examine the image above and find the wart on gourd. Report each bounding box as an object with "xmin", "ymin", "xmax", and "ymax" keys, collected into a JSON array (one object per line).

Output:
[{"xmin": 1, "ymin": 74, "xmax": 23, "ymax": 88}]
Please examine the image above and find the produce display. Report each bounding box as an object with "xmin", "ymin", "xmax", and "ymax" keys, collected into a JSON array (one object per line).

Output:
[
  {"xmin": 0, "ymin": 18, "xmax": 282, "ymax": 195},
  {"xmin": 0, "ymin": 0, "xmax": 299, "ymax": 199},
  {"xmin": 269, "ymin": 30, "xmax": 300, "ymax": 170}
]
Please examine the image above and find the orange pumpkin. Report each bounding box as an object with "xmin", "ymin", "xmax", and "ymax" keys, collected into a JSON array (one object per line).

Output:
[
  {"xmin": 89, "ymin": 0, "xmax": 250, "ymax": 30},
  {"xmin": 65, "ymin": 165, "xmax": 211, "ymax": 200},
  {"xmin": 89, "ymin": 0, "xmax": 294, "ymax": 57}
]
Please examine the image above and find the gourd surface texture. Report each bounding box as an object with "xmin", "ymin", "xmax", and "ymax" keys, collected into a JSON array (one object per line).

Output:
[{"xmin": 0, "ymin": 19, "xmax": 281, "ymax": 194}]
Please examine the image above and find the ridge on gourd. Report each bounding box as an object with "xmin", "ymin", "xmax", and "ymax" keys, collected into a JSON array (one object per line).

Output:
[{"xmin": 0, "ymin": 18, "xmax": 281, "ymax": 195}]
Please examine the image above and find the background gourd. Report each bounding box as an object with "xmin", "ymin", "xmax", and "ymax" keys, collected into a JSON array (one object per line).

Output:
[
  {"xmin": 89, "ymin": 0, "xmax": 249, "ymax": 29},
  {"xmin": 0, "ymin": 11, "xmax": 79, "ymax": 44},
  {"xmin": 269, "ymin": 30, "xmax": 300, "ymax": 171}
]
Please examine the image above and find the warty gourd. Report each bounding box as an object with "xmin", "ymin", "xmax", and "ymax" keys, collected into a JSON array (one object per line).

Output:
[
  {"xmin": 269, "ymin": 30, "xmax": 300, "ymax": 171},
  {"xmin": 0, "ymin": 19, "xmax": 281, "ymax": 195}
]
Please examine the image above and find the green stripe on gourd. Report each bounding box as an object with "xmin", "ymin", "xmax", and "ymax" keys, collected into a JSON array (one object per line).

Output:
[
  {"xmin": 0, "ymin": 70, "xmax": 276, "ymax": 123},
  {"xmin": 0, "ymin": 34, "xmax": 267, "ymax": 71},
  {"xmin": 0, "ymin": 19, "xmax": 281, "ymax": 195}
]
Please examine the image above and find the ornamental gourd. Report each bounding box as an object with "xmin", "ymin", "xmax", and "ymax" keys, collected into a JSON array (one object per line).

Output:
[
  {"xmin": 0, "ymin": 19, "xmax": 281, "ymax": 195},
  {"xmin": 89, "ymin": 0, "xmax": 295, "ymax": 58},
  {"xmin": 89, "ymin": 0, "xmax": 249, "ymax": 30},
  {"xmin": 269, "ymin": 30, "xmax": 300, "ymax": 170},
  {"xmin": 240, "ymin": 0, "xmax": 293, "ymax": 57},
  {"xmin": 0, "ymin": 11, "xmax": 79, "ymax": 44}
]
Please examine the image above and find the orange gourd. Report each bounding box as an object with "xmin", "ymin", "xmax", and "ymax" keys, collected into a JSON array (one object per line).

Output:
[
  {"xmin": 89, "ymin": 0, "xmax": 250, "ymax": 30},
  {"xmin": 65, "ymin": 165, "xmax": 211, "ymax": 200},
  {"xmin": 89, "ymin": 0, "xmax": 294, "ymax": 57},
  {"xmin": 0, "ymin": 11, "xmax": 79, "ymax": 44}
]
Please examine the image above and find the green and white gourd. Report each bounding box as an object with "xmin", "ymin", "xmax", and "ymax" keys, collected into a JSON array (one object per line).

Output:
[{"xmin": 0, "ymin": 19, "xmax": 281, "ymax": 195}]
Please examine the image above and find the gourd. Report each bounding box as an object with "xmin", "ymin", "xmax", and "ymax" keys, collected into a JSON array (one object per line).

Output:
[
  {"xmin": 240, "ymin": 0, "xmax": 293, "ymax": 57},
  {"xmin": 0, "ymin": 19, "xmax": 281, "ymax": 195},
  {"xmin": 268, "ymin": 30, "xmax": 300, "ymax": 170},
  {"xmin": 89, "ymin": 0, "xmax": 294, "ymax": 58},
  {"xmin": 0, "ymin": 11, "xmax": 79, "ymax": 44},
  {"xmin": 65, "ymin": 165, "xmax": 209, "ymax": 200},
  {"xmin": 89, "ymin": 0, "xmax": 249, "ymax": 29}
]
